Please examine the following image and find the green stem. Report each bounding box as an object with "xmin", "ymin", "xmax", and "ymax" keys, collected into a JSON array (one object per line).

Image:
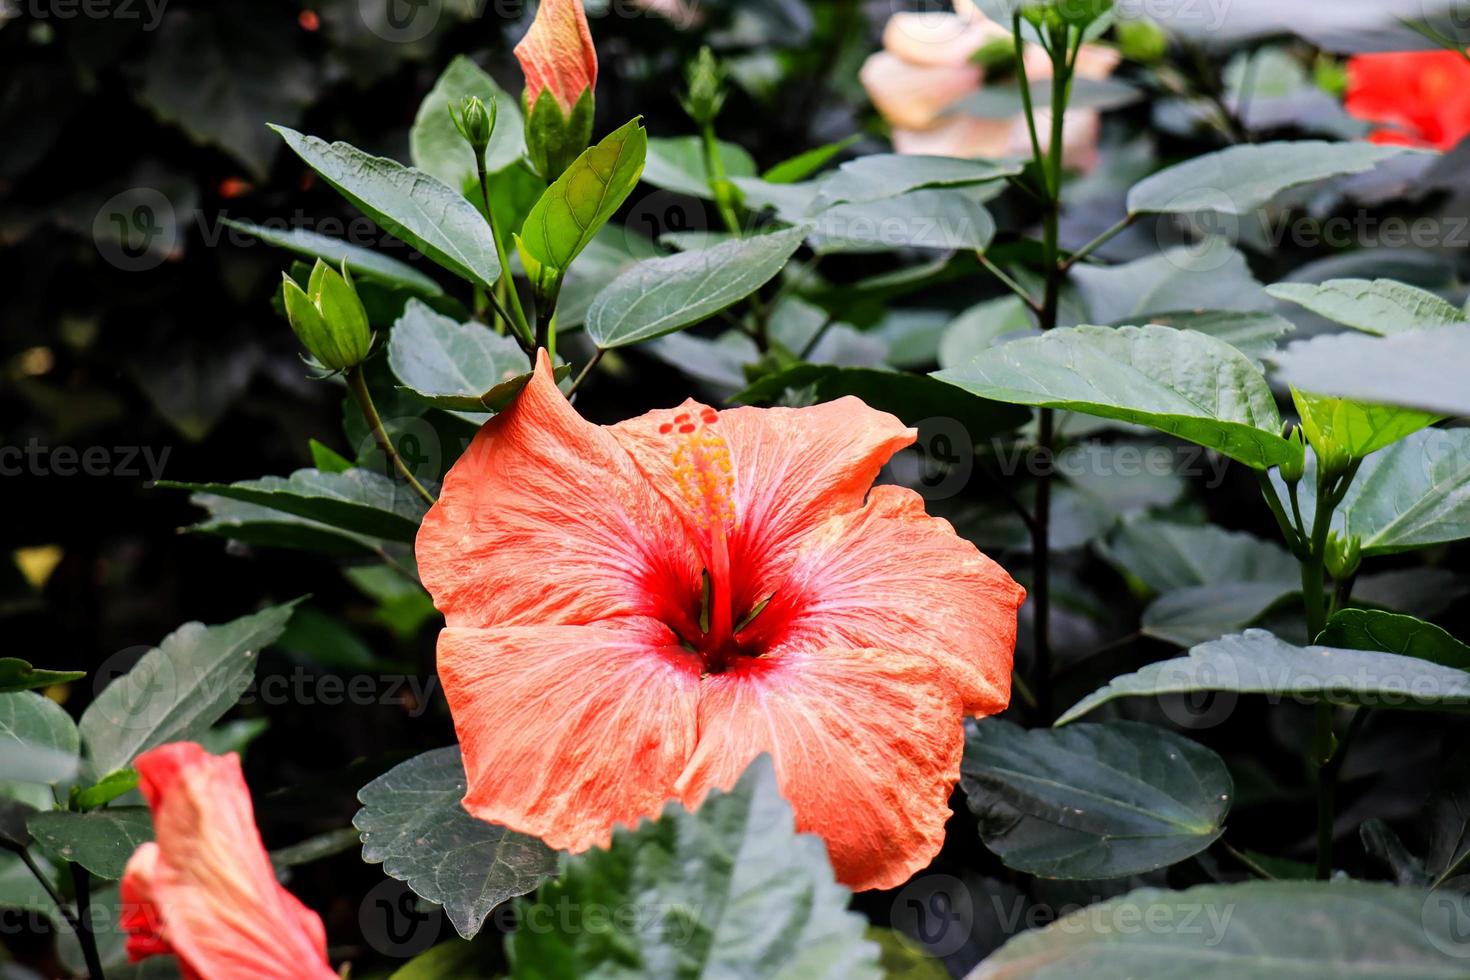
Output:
[
  {"xmin": 700, "ymin": 121, "xmax": 742, "ymax": 236},
  {"xmin": 1220, "ymin": 840, "xmax": 1277, "ymax": 880},
  {"xmin": 567, "ymin": 348, "xmax": 604, "ymax": 398},
  {"xmin": 69, "ymin": 863, "xmax": 106, "ymax": 980},
  {"xmin": 1257, "ymin": 471, "xmax": 1306, "ymax": 558},
  {"xmin": 976, "ymin": 252, "xmax": 1042, "ymax": 314},
  {"xmin": 1013, "ymin": 14, "xmax": 1047, "ymax": 193},
  {"xmin": 476, "ymin": 158, "xmax": 534, "ymax": 347},
  {"xmin": 347, "ymin": 367, "xmax": 437, "ymax": 507},
  {"xmin": 1059, "ymin": 215, "xmax": 1136, "ymax": 272}
]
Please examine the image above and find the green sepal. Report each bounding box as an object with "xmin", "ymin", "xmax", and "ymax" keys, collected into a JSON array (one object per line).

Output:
[
  {"xmin": 281, "ymin": 259, "xmax": 373, "ymax": 372},
  {"xmin": 524, "ymin": 87, "xmax": 595, "ymax": 182}
]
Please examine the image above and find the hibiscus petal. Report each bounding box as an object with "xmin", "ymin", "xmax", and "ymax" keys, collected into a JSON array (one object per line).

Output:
[
  {"xmin": 124, "ymin": 747, "xmax": 334, "ymax": 979},
  {"xmin": 439, "ymin": 618, "xmax": 702, "ymax": 852},
  {"xmin": 675, "ymin": 645, "xmax": 963, "ymax": 892},
  {"xmin": 772, "ymin": 485, "xmax": 1023, "ymax": 716},
  {"xmin": 611, "ymin": 397, "xmax": 914, "ymax": 612},
  {"xmin": 417, "ymin": 352, "xmax": 698, "ymax": 630}
]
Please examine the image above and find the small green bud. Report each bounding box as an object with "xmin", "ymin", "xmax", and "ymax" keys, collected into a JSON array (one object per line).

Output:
[
  {"xmin": 680, "ymin": 46, "xmax": 728, "ymax": 128},
  {"xmin": 1117, "ymin": 18, "xmax": 1167, "ymax": 64},
  {"xmin": 449, "ymin": 95, "xmax": 497, "ymax": 156},
  {"xmin": 1324, "ymin": 531, "xmax": 1362, "ymax": 581},
  {"xmin": 524, "ymin": 87, "xmax": 594, "ymax": 182},
  {"xmin": 281, "ymin": 259, "xmax": 372, "ymax": 373},
  {"xmin": 1314, "ymin": 55, "xmax": 1349, "ymax": 98},
  {"xmin": 971, "ymin": 36, "xmax": 1018, "ymax": 72},
  {"xmin": 1278, "ymin": 425, "xmax": 1307, "ymax": 484},
  {"xmin": 1022, "ymin": 0, "xmax": 1112, "ymax": 31}
]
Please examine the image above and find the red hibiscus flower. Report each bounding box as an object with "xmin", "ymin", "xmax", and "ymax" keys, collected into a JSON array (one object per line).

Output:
[
  {"xmin": 120, "ymin": 743, "xmax": 336, "ymax": 979},
  {"xmin": 514, "ymin": 0, "xmax": 598, "ymax": 114},
  {"xmin": 1346, "ymin": 50, "xmax": 1470, "ymax": 150},
  {"xmin": 416, "ymin": 352, "xmax": 1024, "ymax": 890}
]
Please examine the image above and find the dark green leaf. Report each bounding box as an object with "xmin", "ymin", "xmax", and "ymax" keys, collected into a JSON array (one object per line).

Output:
[
  {"xmin": 1320, "ymin": 609, "xmax": 1470, "ymax": 669},
  {"xmin": 272, "ymin": 126, "xmax": 501, "ymax": 290},
  {"xmin": 270, "ymin": 827, "xmax": 362, "ymax": 870},
  {"xmin": 961, "ymin": 720, "xmax": 1232, "ymax": 879},
  {"xmin": 355, "ymin": 747, "xmax": 558, "ymax": 939},
  {"xmin": 641, "ymin": 135, "xmax": 757, "ymax": 199},
  {"xmin": 1267, "ymin": 278, "xmax": 1465, "ymax": 336},
  {"xmin": 219, "ymin": 218, "xmax": 442, "ymax": 297},
  {"xmin": 71, "ymin": 770, "xmax": 141, "ymax": 811},
  {"xmin": 79, "ymin": 602, "xmax": 299, "ymax": 777},
  {"xmin": 27, "ymin": 808, "xmax": 152, "ymax": 880},
  {"xmin": 506, "ymin": 756, "xmax": 879, "ymax": 979},
  {"xmin": 1138, "ymin": 310, "xmax": 1294, "ymax": 362},
  {"xmin": 1100, "ymin": 517, "xmax": 1298, "ymax": 595},
  {"xmin": 160, "ymin": 469, "xmax": 426, "ymax": 543},
  {"xmin": 1072, "ymin": 239, "xmax": 1271, "ymax": 326},
  {"xmin": 1271, "ymin": 327, "xmax": 1470, "ymax": 418},
  {"xmin": 388, "ymin": 299, "xmax": 532, "ymax": 423},
  {"xmin": 1142, "ymin": 582, "xmax": 1299, "ymax": 647},
  {"xmin": 1128, "ymin": 141, "xmax": 1413, "ymax": 216},
  {"xmin": 585, "ymin": 228, "xmax": 806, "ymax": 348},
  {"xmin": 762, "ymin": 136, "xmax": 859, "ymax": 183},
  {"xmin": 0, "ymin": 658, "xmax": 84, "ymax": 694},
  {"xmin": 808, "ymin": 188, "xmax": 996, "ymax": 253},
  {"xmin": 0, "ymin": 692, "xmax": 80, "ymax": 785},
  {"xmin": 1058, "ymin": 629, "xmax": 1470, "ymax": 725},
  {"xmin": 736, "ymin": 364, "xmax": 1030, "ymax": 438},
  {"xmin": 971, "ymin": 881, "xmax": 1470, "ymax": 978},
  {"xmin": 815, "ymin": 154, "xmax": 1022, "ymax": 205},
  {"xmin": 183, "ymin": 495, "xmax": 391, "ymax": 557},
  {"xmin": 933, "ymin": 325, "xmax": 1299, "ymax": 470}
]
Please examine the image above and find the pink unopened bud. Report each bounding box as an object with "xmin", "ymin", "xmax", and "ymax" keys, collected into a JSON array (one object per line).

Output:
[{"xmin": 514, "ymin": 0, "xmax": 598, "ymax": 114}]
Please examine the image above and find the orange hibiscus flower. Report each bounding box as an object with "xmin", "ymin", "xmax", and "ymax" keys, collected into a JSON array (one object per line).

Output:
[
  {"xmin": 120, "ymin": 743, "xmax": 336, "ymax": 979},
  {"xmin": 514, "ymin": 0, "xmax": 598, "ymax": 114},
  {"xmin": 416, "ymin": 352, "xmax": 1024, "ymax": 890},
  {"xmin": 1346, "ymin": 50, "xmax": 1470, "ymax": 150}
]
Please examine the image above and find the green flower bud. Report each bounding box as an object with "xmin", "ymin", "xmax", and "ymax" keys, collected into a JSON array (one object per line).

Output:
[
  {"xmin": 281, "ymin": 259, "xmax": 372, "ymax": 373},
  {"xmin": 1278, "ymin": 425, "xmax": 1307, "ymax": 484},
  {"xmin": 680, "ymin": 46, "xmax": 728, "ymax": 129},
  {"xmin": 449, "ymin": 95, "xmax": 497, "ymax": 156},
  {"xmin": 524, "ymin": 87, "xmax": 595, "ymax": 182},
  {"xmin": 1324, "ymin": 531, "xmax": 1362, "ymax": 581},
  {"xmin": 1117, "ymin": 18, "xmax": 1167, "ymax": 64},
  {"xmin": 1023, "ymin": 0, "xmax": 1113, "ymax": 31}
]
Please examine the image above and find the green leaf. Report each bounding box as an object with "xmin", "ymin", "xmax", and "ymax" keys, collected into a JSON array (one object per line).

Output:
[
  {"xmin": 1127, "ymin": 141, "xmax": 1412, "ymax": 216},
  {"xmin": 1267, "ymin": 278, "xmax": 1466, "ymax": 336},
  {"xmin": 27, "ymin": 808, "xmax": 152, "ymax": 880},
  {"xmin": 970, "ymin": 881, "xmax": 1470, "ymax": 978},
  {"xmin": 1099, "ymin": 517, "xmax": 1298, "ymax": 595},
  {"xmin": 937, "ymin": 296, "xmax": 1036, "ymax": 370},
  {"xmin": 808, "ymin": 188, "xmax": 996, "ymax": 253},
  {"xmin": 1320, "ymin": 609, "xmax": 1470, "ymax": 669},
  {"xmin": 933, "ymin": 325, "xmax": 1299, "ymax": 470},
  {"xmin": 218, "ymin": 218, "xmax": 443, "ymax": 297},
  {"xmin": 0, "ymin": 798, "xmax": 34, "ymax": 851},
  {"xmin": 1290, "ymin": 389, "xmax": 1437, "ymax": 466},
  {"xmin": 410, "ymin": 55, "xmax": 526, "ymax": 192},
  {"xmin": 762, "ymin": 135, "xmax": 859, "ymax": 183},
  {"xmin": 388, "ymin": 298, "xmax": 533, "ymax": 423},
  {"xmin": 1280, "ymin": 428, "xmax": 1470, "ymax": 555},
  {"xmin": 1271, "ymin": 327, "xmax": 1470, "ymax": 418},
  {"xmin": 960, "ymin": 720, "xmax": 1232, "ymax": 879},
  {"xmin": 0, "ymin": 693, "xmax": 79, "ymax": 785},
  {"xmin": 518, "ymin": 117, "xmax": 648, "ymax": 278},
  {"xmin": 0, "ymin": 658, "xmax": 84, "ymax": 694},
  {"xmin": 1072, "ymin": 239, "xmax": 1271, "ymax": 327},
  {"xmin": 585, "ymin": 228, "xmax": 806, "ymax": 349},
  {"xmin": 309, "ymin": 439, "xmax": 353, "ymax": 474},
  {"xmin": 1138, "ymin": 310, "xmax": 1294, "ymax": 362},
  {"xmin": 1057, "ymin": 629, "xmax": 1470, "ymax": 725},
  {"xmin": 354, "ymin": 747, "xmax": 558, "ymax": 939},
  {"xmin": 815, "ymin": 154, "xmax": 1022, "ymax": 205},
  {"xmin": 390, "ymin": 941, "xmax": 486, "ymax": 980},
  {"xmin": 1141, "ymin": 582, "xmax": 1299, "ymax": 647},
  {"xmin": 183, "ymin": 495, "xmax": 392, "ymax": 557},
  {"xmin": 506, "ymin": 756, "xmax": 880, "ymax": 979},
  {"xmin": 949, "ymin": 77, "xmax": 1143, "ymax": 118},
  {"xmin": 641, "ymin": 135, "xmax": 757, "ymax": 199},
  {"xmin": 270, "ymin": 827, "xmax": 362, "ymax": 870},
  {"xmin": 79, "ymin": 602, "xmax": 299, "ymax": 777},
  {"xmin": 736, "ymin": 364, "xmax": 1031, "ymax": 438},
  {"xmin": 271, "ymin": 126, "xmax": 501, "ymax": 290},
  {"xmin": 71, "ymin": 769, "xmax": 141, "ymax": 811},
  {"xmin": 159, "ymin": 469, "xmax": 427, "ymax": 543}
]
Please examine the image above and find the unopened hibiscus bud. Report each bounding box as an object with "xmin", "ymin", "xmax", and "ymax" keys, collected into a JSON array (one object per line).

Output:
[
  {"xmin": 281, "ymin": 259, "xmax": 371, "ymax": 373},
  {"xmin": 1324, "ymin": 531, "xmax": 1362, "ymax": 581},
  {"xmin": 1117, "ymin": 18, "xmax": 1167, "ymax": 64},
  {"xmin": 1279, "ymin": 425, "xmax": 1307, "ymax": 484},
  {"xmin": 449, "ymin": 94, "xmax": 497, "ymax": 157},
  {"xmin": 680, "ymin": 46, "xmax": 728, "ymax": 128},
  {"xmin": 515, "ymin": 0, "xmax": 598, "ymax": 180}
]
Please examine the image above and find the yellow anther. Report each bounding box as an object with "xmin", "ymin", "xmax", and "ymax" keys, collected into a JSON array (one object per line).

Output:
[{"xmin": 662, "ymin": 409, "xmax": 734, "ymax": 530}]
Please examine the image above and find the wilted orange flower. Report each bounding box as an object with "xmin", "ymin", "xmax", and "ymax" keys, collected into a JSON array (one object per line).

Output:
[
  {"xmin": 1345, "ymin": 50, "xmax": 1470, "ymax": 150},
  {"xmin": 860, "ymin": 0, "xmax": 1119, "ymax": 168},
  {"xmin": 120, "ymin": 743, "xmax": 336, "ymax": 979},
  {"xmin": 416, "ymin": 353, "xmax": 1024, "ymax": 890},
  {"xmin": 514, "ymin": 0, "xmax": 598, "ymax": 113}
]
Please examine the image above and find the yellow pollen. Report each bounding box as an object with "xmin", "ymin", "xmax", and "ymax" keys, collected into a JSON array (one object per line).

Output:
[{"xmin": 663, "ymin": 409, "xmax": 734, "ymax": 529}]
